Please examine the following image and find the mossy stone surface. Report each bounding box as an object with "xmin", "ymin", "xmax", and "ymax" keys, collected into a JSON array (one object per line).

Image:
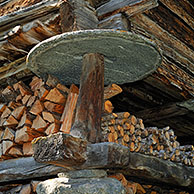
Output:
[{"xmin": 27, "ymin": 29, "xmax": 162, "ymax": 85}]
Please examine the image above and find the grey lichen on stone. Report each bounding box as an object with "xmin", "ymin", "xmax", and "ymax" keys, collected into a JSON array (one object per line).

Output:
[
  {"xmin": 36, "ymin": 177, "xmax": 126, "ymax": 194},
  {"xmin": 58, "ymin": 169, "xmax": 107, "ymax": 179},
  {"xmin": 27, "ymin": 29, "xmax": 162, "ymax": 85}
]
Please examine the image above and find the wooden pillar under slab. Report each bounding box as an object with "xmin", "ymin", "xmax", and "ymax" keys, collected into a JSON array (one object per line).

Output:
[{"xmin": 70, "ymin": 53, "xmax": 104, "ymax": 143}]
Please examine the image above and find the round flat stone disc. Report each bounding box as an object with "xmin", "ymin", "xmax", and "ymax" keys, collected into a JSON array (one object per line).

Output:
[{"xmin": 27, "ymin": 29, "xmax": 162, "ymax": 85}]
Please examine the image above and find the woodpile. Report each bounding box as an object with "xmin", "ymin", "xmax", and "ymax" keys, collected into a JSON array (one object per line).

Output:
[
  {"xmin": 0, "ymin": 75, "xmax": 122, "ymax": 160},
  {"xmin": 101, "ymin": 112, "xmax": 194, "ymax": 167},
  {"xmin": 0, "ymin": 74, "xmax": 193, "ymax": 168}
]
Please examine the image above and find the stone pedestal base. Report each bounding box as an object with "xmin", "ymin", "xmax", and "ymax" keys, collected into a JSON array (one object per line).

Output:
[{"xmin": 36, "ymin": 169, "xmax": 126, "ymax": 194}]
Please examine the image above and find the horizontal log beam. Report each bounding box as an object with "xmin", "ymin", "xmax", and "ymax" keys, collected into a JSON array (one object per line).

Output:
[
  {"xmin": 159, "ymin": 0, "xmax": 194, "ymax": 30},
  {"xmin": 0, "ymin": 0, "xmax": 60, "ymax": 32},
  {"xmin": 135, "ymin": 99, "xmax": 194, "ymax": 123},
  {"xmin": 9, "ymin": 136, "xmax": 194, "ymax": 188},
  {"xmin": 0, "ymin": 157, "xmax": 65, "ymax": 183},
  {"xmin": 96, "ymin": 0, "xmax": 158, "ymax": 18}
]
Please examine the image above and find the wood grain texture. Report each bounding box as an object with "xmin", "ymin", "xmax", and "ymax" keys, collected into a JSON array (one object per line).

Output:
[{"xmin": 71, "ymin": 53, "xmax": 104, "ymax": 143}]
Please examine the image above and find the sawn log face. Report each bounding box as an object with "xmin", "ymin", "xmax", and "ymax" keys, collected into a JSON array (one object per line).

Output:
[{"xmin": 32, "ymin": 132, "xmax": 88, "ymax": 167}]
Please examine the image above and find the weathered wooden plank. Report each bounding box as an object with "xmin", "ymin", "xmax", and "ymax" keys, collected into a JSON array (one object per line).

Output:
[
  {"xmin": 60, "ymin": 84, "xmax": 79, "ymax": 134},
  {"xmin": 98, "ymin": 13, "xmax": 130, "ymax": 30},
  {"xmin": 70, "ymin": 53, "xmax": 104, "ymax": 143},
  {"xmin": 145, "ymin": 3, "xmax": 194, "ymax": 50},
  {"xmin": 97, "ymin": 0, "xmax": 158, "ymax": 18},
  {"xmin": 130, "ymin": 14, "xmax": 194, "ymax": 66},
  {"xmin": 0, "ymin": 0, "xmax": 60, "ymax": 32},
  {"xmin": 159, "ymin": 0, "xmax": 194, "ymax": 30},
  {"xmin": 59, "ymin": 0, "xmax": 98, "ymax": 32}
]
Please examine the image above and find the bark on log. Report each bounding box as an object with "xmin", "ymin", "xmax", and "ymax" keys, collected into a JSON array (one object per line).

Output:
[
  {"xmin": 32, "ymin": 132, "xmax": 88, "ymax": 167},
  {"xmin": 71, "ymin": 53, "xmax": 104, "ymax": 143}
]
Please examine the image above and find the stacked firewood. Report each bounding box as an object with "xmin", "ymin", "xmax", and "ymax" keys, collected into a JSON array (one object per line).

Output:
[
  {"xmin": 0, "ymin": 75, "xmax": 193, "ymax": 167},
  {"xmin": 0, "ymin": 75, "xmax": 122, "ymax": 160},
  {"xmin": 101, "ymin": 112, "xmax": 194, "ymax": 167},
  {"xmin": 0, "ymin": 75, "xmax": 70, "ymax": 160}
]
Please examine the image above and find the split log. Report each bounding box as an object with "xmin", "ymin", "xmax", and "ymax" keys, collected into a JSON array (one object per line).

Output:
[
  {"xmin": 42, "ymin": 111, "xmax": 60, "ymax": 123},
  {"xmin": 8, "ymin": 146, "xmax": 23, "ymax": 157},
  {"xmin": 45, "ymin": 122, "xmax": 60, "ymax": 135},
  {"xmin": 36, "ymin": 86, "xmax": 49, "ymax": 101},
  {"xmin": 2, "ymin": 127, "xmax": 15, "ymax": 141},
  {"xmin": 8, "ymin": 101, "xmax": 21, "ymax": 110},
  {"xmin": 15, "ymin": 126, "xmax": 33, "ymax": 144},
  {"xmin": 44, "ymin": 101, "xmax": 64, "ymax": 114},
  {"xmin": 31, "ymin": 115, "xmax": 48, "ymax": 133},
  {"xmin": 18, "ymin": 81, "xmax": 32, "ymax": 96},
  {"xmin": 3, "ymin": 115, "xmax": 18, "ymax": 127},
  {"xmin": 45, "ymin": 74, "xmax": 60, "ymax": 88},
  {"xmin": 60, "ymin": 0, "xmax": 98, "ymax": 32},
  {"xmin": 2, "ymin": 140, "xmax": 14, "ymax": 155},
  {"xmin": 104, "ymin": 100, "xmax": 114, "ymax": 114},
  {"xmin": 29, "ymin": 76, "xmax": 44, "ymax": 91},
  {"xmin": 19, "ymin": 184, "xmax": 32, "ymax": 194},
  {"xmin": 11, "ymin": 106, "xmax": 26, "ymax": 120},
  {"xmin": 30, "ymin": 100, "xmax": 44, "ymax": 115},
  {"xmin": 45, "ymin": 88, "xmax": 66, "ymax": 104},
  {"xmin": 23, "ymin": 142, "xmax": 34, "ymax": 156},
  {"xmin": 71, "ymin": 53, "xmax": 104, "ymax": 143},
  {"xmin": 56, "ymin": 83, "xmax": 70, "ymax": 94},
  {"xmin": 1, "ymin": 107, "xmax": 11, "ymax": 119},
  {"xmin": 22, "ymin": 95, "xmax": 31, "ymax": 105},
  {"xmin": 17, "ymin": 112, "xmax": 32, "ymax": 128},
  {"xmin": 104, "ymin": 84, "xmax": 123, "ymax": 100},
  {"xmin": 60, "ymin": 84, "xmax": 79, "ymax": 134},
  {"xmin": 26, "ymin": 96, "xmax": 36, "ymax": 107},
  {"xmin": 31, "ymin": 181, "xmax": 41, "ymax": 193},
  {"xmin": 0, "ymin": 104, "xmax": 6, "ymax": 113},
  {"xmin": 16, "ymin": 94, "xmax": 22, "ymax": 102}
]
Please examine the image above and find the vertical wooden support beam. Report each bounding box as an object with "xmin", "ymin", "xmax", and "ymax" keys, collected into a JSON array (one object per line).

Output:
[{"xmin": 70, "ymin": 53, "xmax": 104, "ymax": 143}]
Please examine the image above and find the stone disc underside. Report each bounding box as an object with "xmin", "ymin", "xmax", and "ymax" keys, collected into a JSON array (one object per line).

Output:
[{"xmin": 27, "ymin": 29, "xmax": 162, "ymax": 85}]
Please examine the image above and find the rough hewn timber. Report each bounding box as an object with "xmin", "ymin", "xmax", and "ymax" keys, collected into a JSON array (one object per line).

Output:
[
  {"xmin": 32, "ymin": 132, "xmax": 88, "ymax": 168},
  {"xmin": 98, "ymin": 13, "xmax": 130, "ymax": 31},
  {"xmin": 70, "ymin": 53, "xmax": 104, "ymax": 143},
  {"xmin": 0, "ymin": 0, "xmax": 60, "ymax": 32},
  {"xmin": 59, "ymin": 0, "xmax": 98, "ymax": 32},
  {"xmin": 1, "ymin": 140, "xmax": 194, "ymax": 188},
  {"xmin": 159, "ymin": 0, "xmax": 194, "ymax": 30},
  {"xmin": 145, "ymin": 3, "xmax": 194, "ymax": 50},
  {"xmin": 27, "ymin": 138, "xmax": 194, "ymax": 188},
  {"xmin": 97, "ymin": 0, "xmax": 158, "ymax": 19}
]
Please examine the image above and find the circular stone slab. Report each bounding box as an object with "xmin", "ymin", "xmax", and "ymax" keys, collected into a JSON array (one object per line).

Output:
[{"xmin": 27, "ymin": 29, "xmax": 162, "ymax": 85}]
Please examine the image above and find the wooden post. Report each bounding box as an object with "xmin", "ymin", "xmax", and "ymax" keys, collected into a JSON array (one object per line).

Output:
[{"xmin": 70, "ymin": 53, "xmax": 104, "ymax": 143}]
